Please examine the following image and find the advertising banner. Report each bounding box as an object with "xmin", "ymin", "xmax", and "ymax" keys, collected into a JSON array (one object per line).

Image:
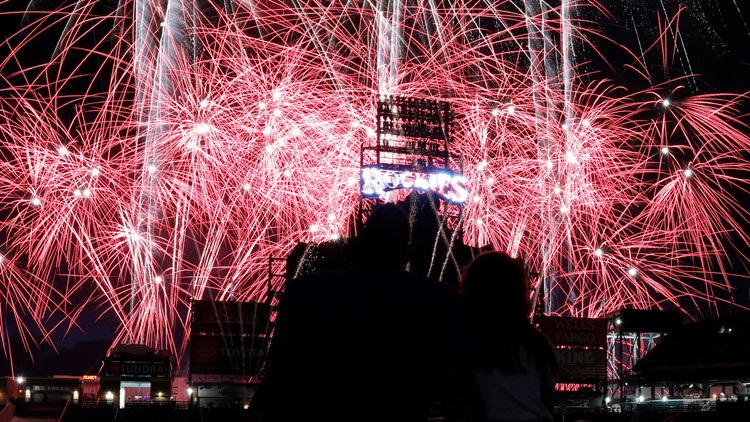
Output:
[
  {"xmin": 190, "ymin": 334, "xmax": 267, "ymax": 375},
  {"xmin": 554, "ymin": 348, "xmax": 608, "ymax": 380},
  {"xmin": 105, "ymin": 360, "xmax": 170, "ymax": 377},
  {"xmin": 539, "ymin": 316, "xmax": 607, "ymax": 348}
]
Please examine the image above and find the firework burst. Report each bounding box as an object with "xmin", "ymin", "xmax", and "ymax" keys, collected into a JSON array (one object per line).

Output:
[{"xmin": 1, "ymin": 1, "xmax": 749, "ymax": 368}]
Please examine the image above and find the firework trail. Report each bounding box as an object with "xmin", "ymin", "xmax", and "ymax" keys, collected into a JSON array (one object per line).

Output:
[{"xmin": 1, "ymin": 1, "xmax": 749, "ymax": 368}]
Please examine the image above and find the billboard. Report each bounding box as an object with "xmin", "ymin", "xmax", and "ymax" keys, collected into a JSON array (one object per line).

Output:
[
  {"xmin": 554, "ymin": 349, "xmax": 608, "ymax": 380},
  {"xmin": 190, "ymin": 334, "xmax": 268, "ymax": 375},
  {"xmin": 539, "ymin": 316, "xmax": 607, "ymax": 348},
  {"xmin": 191, "ymin": 300, "xmax": 271, "ymax": 336},
  {"xmin": 539, "ymin": 316, "xmax": 608, "ymax": 382},
  {"xmin": 104, "ymin": 360, "xmax": 170, "ymax": 377}
]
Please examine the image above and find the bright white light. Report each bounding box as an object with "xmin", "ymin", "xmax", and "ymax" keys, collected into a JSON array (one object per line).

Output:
[
  {"xmin": 560, "ymin": 205, "xmax": 569, "ymax": 214},
  {"xmin": 473, "ymin": 195, "xmax": 481, "ymax": 203},
  {"xmin": 507, "ymin": 105, "xmax": 516, "ymax": 114},
  {"xmin": 478, "ymin": 160, "xmax": 488, "ymax": 169},
  {"xmin": 554, "ymin": 187, "xmax": 562, "ymax": 194},
  {"xmin": 277, "ymin": 139, "xmax": 286, "ymax": 147},
  {"xmin": 160, "ymin": 21, "xmax": 167, "ymax": 28},
  {"xmin": 154, "ymin": 276, "xmax": 163, "ymax": 284},
  {"xmin": 262, "ymin": 126, "xmax": 272, "ymax": 136},
  {"xmin": 546, "ymin": 160, "xmax": 554, "ymax": 170},
  {"xmin": 194, "ymin": 122, "xmax": 212, "ymax": 134},
  {"xmin": 684, "ymin": 169, "xmax": 693, "ymax": 178},
  {"xmin": 58, "ymin": 146, "xmax": 69, "ymax": 156},
  {"xmin": 605, "ymin": 397, "xmax": 611, "ymax": 404},
  {"xmin": 17, "ymin": 377, "xmax": 24, "ymax": 384},
  {"xmin": 485, "ymin": 177, "xmax": 494, "ymax": 185},
  {"xmin": 272, "ymin": 90, "xmax": 282, "ymax": 100},
  {"xmin": 663, "ymin": 99, "xmax": 670, "ymax": 107},
  {"xmin": 615, "ymin": 318, "xmax": 622, "ymax": 326},
  {"xmin": 186, "ymin": 140, "xmax": 197, "ymax": 149},
  {"xmin": 561, "ymin": 123, "xmax": 569, "ymax": 131},
  {"xmin": 148, "ymin": 164, "xmax": 157, "ymax": 174},
  {"xmin": 83, "ymin": 188, "xmax": 92, "ymax": 197},
  {"xmin": 273, "ymin": 108, "xmax": 281, "ymax": 117},
  {"xmin": 638, "ymin": 396, "xmax": 645, "ymax": 403},
  {"xmin": 661, "ymin": 396, "xmax": 668, "ymax": 401},
  {"xmin": 328, "ymin": 213, "xmax": 336, "ymax": 221},
  {"xmin": 565, "ymin": 151, "xmax": 577, "ymax": 163},
  {"xmin": 379, "ymin": 94, "xmax": 386, "ymax": 101},
  {"xmin": 476, "ymin": 218, "xmax": 483, "ymax": 226},
  {"xmin": 283, "ymin": 169, "xmax": 292, "ymax": 177},
  {"xmin": 309, "ymin": 224, "xmax": 319, "ymax": 232},
  {"xmin": 187, "ymin": 388, "xmax": 193, "ymax": 396},
  {"xmin": 31, "ymin": 197, "xmax": 41, "ymax": 207},
  {"xmin": 291, "ymin": 127, "xmax": 301, "ymax": 137},
  {"xmin": 595, "ymin": 248, "xmax": 604, "ymax": 257},
  {"xmin": 347, "ymin": 177, "xmax": 357, "ymax": 186},
  {"xmin": 258, "ymin": 101, "xmax": 267, "ymax": 110},
  {"xmin": 351, "ymin": 121, "xmax": 360, "ymax": 128},
  {"xmin": 199, "ymin": 99, "xmax": 209, "ymax": 109},
  {"xmin": 265, "ymin": 145, "xmax": 274, "ymax": 153},
  {"xmin": 390, "ymin": 105, "xmax": 398, "ymax": 114},
  {"xmin": 330, "ymin": 234, "xmax": 341, "ymax": 241},
  {"xmin": 661, "ymin": 147, "xmax": 669, "ymax": 155},
  {"xmin": 491, "ymin": 108, "xmax": 500, "ymax": 117},
  {"xmin": 91, "ymin": 167, "xmax": 100, "ymax": 176},
  {"xmin": 74, "ymin": 189, "xmax": 82, "ymax": 197},
  {"xmin": 582, "ymin": 119, "xmax": 591, "ymax": 127},
  {"xmin": 105, "ymin": 391, "xmax": 114, "ymax": 401},
  {"xmin": 243, "ymin": 183, "xmax": 251, "ymax": 191},
  {"xmin": 628, "ymin": 267, "xmax": 638, "ymax": 277},
  {"xmin": 366, "ymin": 128, "xmax": 376, "ymax": 138}
]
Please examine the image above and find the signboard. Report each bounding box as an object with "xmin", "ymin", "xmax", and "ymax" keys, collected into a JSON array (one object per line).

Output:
[
  {"xmin": 539, "ymin": 316, "xmax": 607, "ymax": 383},
  {"xmin": 190, "ymin": 334, "xmax": 268, "ymax": 375},
  {"xmin": 378, "ymin": 96, "xmax": 452, "ymax": 141},
  {"xmin": 554, "ymin": 349, "xmax": 607, "ymax": 380},
  {"xmin": 539, "ymin": 316, "xmax": 607, "ymax": 348},
  {"xmin": 360, "ymin": 167, "xmax": 468, "ymax": 203},
  {"xmin": 191, "ymin": 300, "xmax": 271, "ymax": 335},
  {"xmin": 105, "ymin": 361, "xmax": 169, "ymax": 378}
]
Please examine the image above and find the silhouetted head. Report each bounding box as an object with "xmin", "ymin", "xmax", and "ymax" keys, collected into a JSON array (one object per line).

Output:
[
  {"xmin": 461, "ymin": 251, "xmax": 530, "ymax": 324},
  {"xmin": 362, "ymin": 203, "xmax": 410, "ymax": 269}
]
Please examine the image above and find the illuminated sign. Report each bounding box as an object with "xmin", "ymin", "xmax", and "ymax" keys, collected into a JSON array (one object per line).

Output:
[
  {"xmin": 105, "ymin": 361, "xmax": 169, "ymax": 377},
  {"xmin": 361, "ymin": 167, "xmax": 468, "ymax": 203}
]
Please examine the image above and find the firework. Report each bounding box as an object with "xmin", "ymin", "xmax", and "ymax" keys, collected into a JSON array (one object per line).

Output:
[{"xmin": 1, "ymin": 1, "xmax": 749, "ymax": 369}]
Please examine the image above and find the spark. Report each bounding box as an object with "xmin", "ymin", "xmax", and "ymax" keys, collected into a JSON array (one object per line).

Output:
[{"xmin": 0, "ymin": 1, "xmax": 748, "ymax": 370}]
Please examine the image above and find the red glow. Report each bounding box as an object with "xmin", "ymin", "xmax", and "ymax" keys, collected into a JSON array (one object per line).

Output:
[{"xmin": 1, "ymin": 1, "xmax": 749, "ymax": 369}]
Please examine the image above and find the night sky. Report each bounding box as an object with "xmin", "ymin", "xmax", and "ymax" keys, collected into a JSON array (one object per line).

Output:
[{"xmin": 1, "ymin": 0, "xmax": 750, "ymax": 377}]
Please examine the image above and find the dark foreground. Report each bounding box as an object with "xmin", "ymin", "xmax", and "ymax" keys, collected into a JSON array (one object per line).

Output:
[{"xmin": 3, "ymin": 401, "xmax": 749, "ymax": 422}]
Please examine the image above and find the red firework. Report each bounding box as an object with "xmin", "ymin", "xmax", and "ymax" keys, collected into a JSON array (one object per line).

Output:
[{"xmin": 1, "ymin": 1, "xmax": 749, "ymax": 370}]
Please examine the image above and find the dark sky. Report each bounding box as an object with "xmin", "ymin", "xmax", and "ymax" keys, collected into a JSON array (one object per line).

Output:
[{"xmin": 1, "ymin": 1, "xmax": 750, "ymax": 377}]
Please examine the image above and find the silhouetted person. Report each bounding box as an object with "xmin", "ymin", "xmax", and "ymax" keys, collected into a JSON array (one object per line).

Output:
[
  {"xmin": 249, "ymin": 203, "xmax": 481, "ymax": 421},
  {"xmin": 461, "ymin": 252, "xmax": 557, "ymax": 422}
]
